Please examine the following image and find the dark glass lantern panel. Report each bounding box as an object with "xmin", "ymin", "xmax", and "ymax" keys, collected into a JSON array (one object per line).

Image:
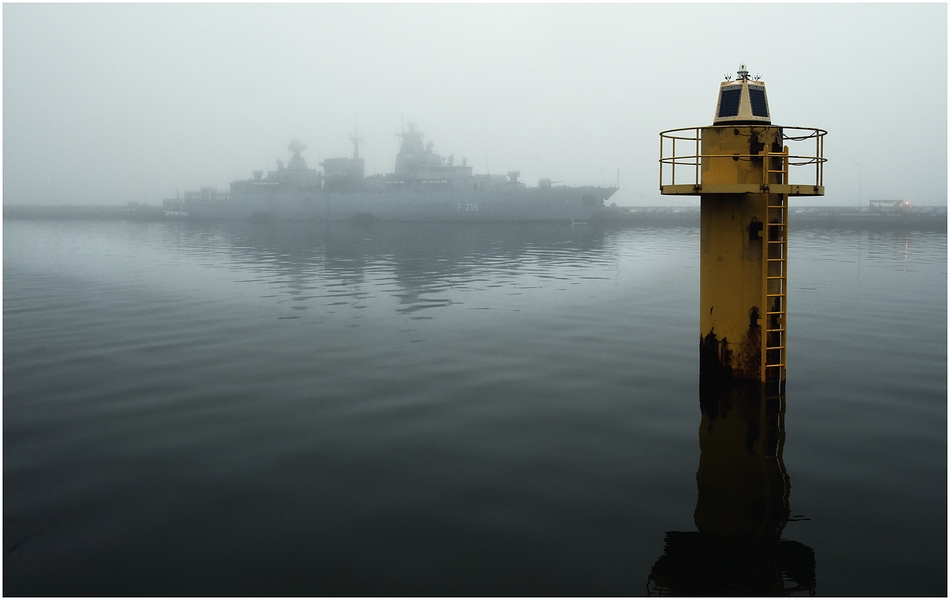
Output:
[
  {"xmin": 718, "ymin": 88, "xmax": 742, "ymax": 118},
  {"xmin": 749, "ymin": 88, "xmax": 769, "ymax": 117}
]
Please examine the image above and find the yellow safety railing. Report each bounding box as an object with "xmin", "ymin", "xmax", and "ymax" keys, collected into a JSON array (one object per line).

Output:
[{"xmin": 659, "ymin": 126, "xmax": 826, "ymax": 192}]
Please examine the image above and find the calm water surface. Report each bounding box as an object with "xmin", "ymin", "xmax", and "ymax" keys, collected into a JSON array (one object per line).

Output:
[{"xmin": 4, "ymin": 220, "xmax": 946, "ymax": 595}]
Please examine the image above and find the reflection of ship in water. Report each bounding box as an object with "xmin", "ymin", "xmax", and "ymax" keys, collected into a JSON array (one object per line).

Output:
[
  {"xmin": 648, "ymin": 384, "xmax": 816, "ymax": 595},
  {"xmin": 167, "ymin": 123, "xmax": 618, "ymax": 223},
  {"xmin": 164, "ymin": 220, "xmax": 615, "ymax": 315}
]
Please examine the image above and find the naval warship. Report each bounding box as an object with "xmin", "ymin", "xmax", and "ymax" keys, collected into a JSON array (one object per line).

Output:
[{"xmin": 166, "ymin": 123, "xmax": 618, "ymax": 222}]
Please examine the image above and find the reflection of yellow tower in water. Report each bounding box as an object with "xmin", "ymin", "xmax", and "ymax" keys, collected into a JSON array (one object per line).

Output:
[
  {"xmin": 660, "ymin": 65, "xmax": 826, "ymax": 388},
  {"xmin": 648, "ymin": 385, "xmax": 816, "ymax": 595}
]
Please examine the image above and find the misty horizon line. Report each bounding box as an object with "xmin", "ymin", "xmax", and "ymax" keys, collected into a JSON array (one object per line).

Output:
[{"xmin": 5, "ymin": 202, "xmax": 947, "ymax": 209}]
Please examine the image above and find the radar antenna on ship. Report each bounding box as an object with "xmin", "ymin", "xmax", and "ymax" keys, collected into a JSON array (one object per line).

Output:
[{"xmin": 288, "ymin": 139, "xmax": 307, "ymax": 157}]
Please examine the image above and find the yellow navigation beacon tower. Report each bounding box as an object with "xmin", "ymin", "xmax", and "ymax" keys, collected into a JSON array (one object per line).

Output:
[{"xmin": 660, "ymin": 65, "xmax": 826, "ymax": 389}]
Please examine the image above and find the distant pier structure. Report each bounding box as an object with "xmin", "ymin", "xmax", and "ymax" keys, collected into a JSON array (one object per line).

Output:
[{"xmin": 660, "ymin": 65, "xmax": 826, "ymax": 389}]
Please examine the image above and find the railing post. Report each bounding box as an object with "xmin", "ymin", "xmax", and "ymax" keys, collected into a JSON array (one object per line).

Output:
[
  {"xmin": 672, "ymin": 137, "xmax": 677, "ymax": 186},
  {"xmin": 694, "ymin": 128, "xmax": 700, "ymax": 186},
  {"xmin": 784, "ymin": 146, "xmax": 789, "ymax": 184}
]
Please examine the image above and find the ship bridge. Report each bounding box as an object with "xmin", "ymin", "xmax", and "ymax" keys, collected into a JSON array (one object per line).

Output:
[{"xmin": 393, "ymin": 122, "xmax": 473, "ymax": 183}]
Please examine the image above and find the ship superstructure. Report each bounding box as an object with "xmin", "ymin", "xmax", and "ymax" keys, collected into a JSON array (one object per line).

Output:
[{"xmin": 170, "ymin": 123, "xmax": 617, "ymax": 222}]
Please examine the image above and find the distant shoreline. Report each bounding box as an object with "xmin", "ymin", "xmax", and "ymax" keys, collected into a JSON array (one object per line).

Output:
[
  {"xmin": 4, "ymin": 204, "xmax": 947, "ymax": 231},
  {"xmin": 4, "ymin": 204, "xmax": 167, "ymax": 221},
  {"xmin": 598, "ymin": 205, "xmax": 947, "ymax": 231}
]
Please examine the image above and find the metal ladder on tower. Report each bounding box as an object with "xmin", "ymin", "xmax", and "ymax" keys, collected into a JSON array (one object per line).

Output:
[{"xmin": 762, "ymin": 146, "xmax": 789, "ymax": 384}]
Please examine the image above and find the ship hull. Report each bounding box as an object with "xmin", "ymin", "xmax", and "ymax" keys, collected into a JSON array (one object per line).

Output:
[{"xmin": 184, "ymin": 186, "xmax": 618, "ymax": 223}]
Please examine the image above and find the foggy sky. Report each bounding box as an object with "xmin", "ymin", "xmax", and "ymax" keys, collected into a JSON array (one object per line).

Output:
[{"xmin": 3, "ymin": 3, "xmax": 947, "ymax": 207}]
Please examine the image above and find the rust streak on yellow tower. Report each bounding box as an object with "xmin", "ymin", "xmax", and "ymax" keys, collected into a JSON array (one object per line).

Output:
[{"xmin": 660, "ymin": 65, "xmax": 826, "ymax": 388}]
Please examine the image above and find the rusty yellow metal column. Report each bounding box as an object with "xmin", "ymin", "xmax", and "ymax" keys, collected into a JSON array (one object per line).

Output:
[
  {"xmin": 698, "ymin": 125, "xmax": 785, "ymax": 384},
  {"xmin": 659, "ymin": 66, "xmax": 826, "ymax": 389}
]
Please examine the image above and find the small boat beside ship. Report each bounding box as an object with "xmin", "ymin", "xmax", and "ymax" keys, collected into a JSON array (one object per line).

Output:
[{"xmin": 164, "ymin": 123, "xmax": 618, "ymax": 223}]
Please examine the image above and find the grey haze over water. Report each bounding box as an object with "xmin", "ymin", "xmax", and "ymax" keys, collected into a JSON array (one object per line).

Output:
[
  {"xmin": 3, "ymin": 2, "xmax": 948, "ymax": 594},
  {"xmin": 3, "ymin": 3, "xmax": 947, "ymax": 208},
  {"xmin": 3, "ymin": 218, "xmax": 947, "ymax": 595}
]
